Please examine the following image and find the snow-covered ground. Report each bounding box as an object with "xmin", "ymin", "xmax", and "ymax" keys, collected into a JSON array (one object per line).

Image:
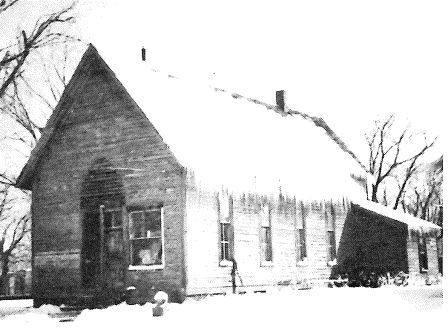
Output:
[{"xmin": 0, "ymin": 286, "xmax": 444, "ymax": 332}]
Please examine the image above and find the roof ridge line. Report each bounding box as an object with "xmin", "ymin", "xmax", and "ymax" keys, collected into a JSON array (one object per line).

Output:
[
  {"xmin": 146, "ymin": 67, "xmax": 368, "ymax": 173},
  {"xmin": 92, "ymin": 43, "xmax": 370, "ymax": 175}
]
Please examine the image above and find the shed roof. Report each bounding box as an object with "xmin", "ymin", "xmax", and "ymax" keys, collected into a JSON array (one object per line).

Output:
[
  {"xmin": 353, "ymin": 199, "xmax": 441, "ymax": 233},
  {"xmin": 16, "ymin": 44, "xmax": 367, "ymax": 201}
]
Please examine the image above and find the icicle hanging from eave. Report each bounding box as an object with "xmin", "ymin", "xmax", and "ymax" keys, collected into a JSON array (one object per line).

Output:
[
  {"xmin": 407, "ymin": 225, "xmax": 442, "ymax": 239},
  {"xmin": 186, "ymin": 168, "xmax": 353, "ymax": 208}
]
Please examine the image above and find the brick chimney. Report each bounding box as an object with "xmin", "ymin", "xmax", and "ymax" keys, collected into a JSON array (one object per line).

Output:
[
  {"xmin": 276, "ymin": 90, "xmax": 286, "ymax": 111},
  {"xmin": 141, "ymin": 47, "xmax": 146, "ymax": 61}
]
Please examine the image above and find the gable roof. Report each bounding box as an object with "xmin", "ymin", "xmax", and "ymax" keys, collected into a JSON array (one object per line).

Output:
[{"xmin": 16, "ymin": 44, "xmax": 367, "ymax": 201}]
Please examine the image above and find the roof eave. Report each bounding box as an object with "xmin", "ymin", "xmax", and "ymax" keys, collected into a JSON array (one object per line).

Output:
[
  {"xmin": 15, "ymin": 166, "xmax": 32, "ymax": 190},
  {"xmin": 353, "ymin": 200, "xmax": 441, "ymax": 234}
]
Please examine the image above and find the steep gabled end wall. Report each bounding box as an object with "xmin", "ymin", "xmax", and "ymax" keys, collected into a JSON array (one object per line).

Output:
[{"xmin": 30, "ymin": 48, "xmax": 187, "ymax": 304}]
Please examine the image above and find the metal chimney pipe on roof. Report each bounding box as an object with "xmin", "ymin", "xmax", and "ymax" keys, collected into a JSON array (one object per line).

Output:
[
  {"xmin": 276, "ymin": 90, "xmax": 286, "ymax": 111},
  {"xmin": 141, "ymin": 47, "xmax": 146, "ymax": 61}
]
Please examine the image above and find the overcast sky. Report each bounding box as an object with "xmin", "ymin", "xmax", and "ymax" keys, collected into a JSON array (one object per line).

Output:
[{"xmin": 1, "ymin": 0, "xmax": 446, "ymax": 172}]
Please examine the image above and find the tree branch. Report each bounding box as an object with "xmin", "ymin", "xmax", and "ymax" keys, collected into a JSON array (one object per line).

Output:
[
  {"xmin": 0, "ymin": 3, "xmax": 75, "ymax": 98},
  {"xmin": 0, "ymin": 0, "xmax": 19, "ymax": 16}
]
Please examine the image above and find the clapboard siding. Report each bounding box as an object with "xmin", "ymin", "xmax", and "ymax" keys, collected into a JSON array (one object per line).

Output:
[
  {"xmin": 184, "ymin": 188, "xmax": 348, "ymax": 294},
  {"xmin": 31, "ymin": 52, "xmax": 186, "ymax": 301}
]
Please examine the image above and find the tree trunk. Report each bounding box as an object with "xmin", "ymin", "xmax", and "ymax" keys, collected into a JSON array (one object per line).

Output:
[
  {"xmin": 0, "ymin": 255, "xmax": 10, "ymax": 295},
  {"xmin": 371, "ymin": 184, "xmax": 379, "ymax": 202}
]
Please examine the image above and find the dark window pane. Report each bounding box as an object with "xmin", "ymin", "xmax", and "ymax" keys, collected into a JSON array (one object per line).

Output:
[
  {"xmin": 104, "ymin": 211, "xmax": 112, "ymax": 229},
  {"xmin": 261, "ymin": 227, "xmax": 268, "ymax": 243},
  {"xmin": 327, "ymin": 231, "xmax": 336, "ymax": 261},
  {"xmin": 131, "ymin": 238, "xmax": 162, "ymax": 266},
  {"xmin": 130, "ymin": 212, "xmax": 145, "ymax": 238},
  {"xmin": 145, "ymin": 210, "xmax": 161, "ymax": 237},
  {"xmin": 221, "ymin": 242, "xmax": 229, "ymax": 261},
  {"xmin": 266, "ymin": 228, "xmax": 271, "ymax": 245},
  {"xmin": 113, "ymin": 211, "xmax": 122, "ymax": 227},
  {"xmin": 295, "ymin": 231, "xmax": 300, "ymax": 262},
  {"xmin": 261, "ymin": 243, "xmax": 267, "ymax": 261},
  {"xmin": 261, "ymin": 227, "xmax": 272, "ymax": 262},
  {"xmin": 299, "ymin": 229, "xmax": 307, "ymax": 260},
  {"xmin": 264, "ymin": 242, "xmax": 272, "ymax": 261},
  {"xmin": 221, "ymin": 224, "xmax": 225, "ymax": 242},
  {"xmin": 221, "ymin": 223, "xmax": 230, "ymax": 242},
  {"xmin": 221, "ymin": 243, "xmax": 224, "ymax": 260}
]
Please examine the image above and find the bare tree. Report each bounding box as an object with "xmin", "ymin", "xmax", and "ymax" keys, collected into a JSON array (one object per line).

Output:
[
  {"xmin": 1, "ymin": 2, "xmax": 79, "ymax": 186},
  {"xmin": 0, "ymin": 0, "xmax": 19, "ymax": 15},
  {"xmin": 402, "ymin": 157, "xmax": 443, "ymax": 225},
  {"xmin": 0, "ymin": 185, "xmax": 30, "ymax": 295},
  {"xmin": 0, "ymin": 1, "xmax": 76, "ymax": 99},
  {"xmin": 365, "ymin": 114, "xmax": 436, "ymax": 205},
  {"xmin": 0, "ymin": 1, "xmax": 79, "ymax": 293}
]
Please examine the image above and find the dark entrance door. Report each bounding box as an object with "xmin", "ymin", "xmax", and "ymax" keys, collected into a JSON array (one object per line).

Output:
[
  {"xmin": 99, "ymin": 206, "xmax": 127, "ymax": 296},
  {"xmin": 80, "ymin": 158, "xmax": 126, "ymax": 302}
]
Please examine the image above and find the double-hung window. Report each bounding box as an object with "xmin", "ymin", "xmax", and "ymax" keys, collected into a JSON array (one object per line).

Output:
[
  {"xmin": 220, "ymin": 220, "xmax": 232, "ymax": 261},
  {"xmin": 325, "ymin": 207, "xmax": 337, "ymax": 262},
  {"xmin": 218, "ymin": 192, "xmax": 234, "ymax": 264},
  {"xmin": 295, "ymin": 202, "xmax": 307, "ymax": 263},
  {"xmin": 129, "ymin": 207, "xmax": 164, "ymax": 268},
  {"xmin": 418, "ymin": 236, "xmax": 428, "ymax": 273},
  {"xmin": 260, "ymin": 205, "xmax": 273, "ymax": 263}
]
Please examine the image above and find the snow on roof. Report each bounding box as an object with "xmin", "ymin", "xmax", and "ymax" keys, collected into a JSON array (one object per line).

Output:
[
  {"xmin": 17, "ymin": 45, "xmax": 367, "ymax": 201},
  {"xmin": 97, "ymin": 47, "xmax": 366, "ymax": 200},
  {"xmin": 352, "ymin": 199, "xmax": 441, "ymax": 233}
]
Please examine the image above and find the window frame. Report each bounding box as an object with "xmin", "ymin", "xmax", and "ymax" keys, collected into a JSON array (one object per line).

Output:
[
  {"xmin": 295, "ymin": 202, "xmax": 307, "ymax": 265},
  {"xmin": 218, "ymin": 192, "xmax": 234, "ymax": 266},
  {"xmin": 128, "ymin": 207, "xmax": 165, "ymax": 271},
  {"xmin": 327, "ymin": 229, "xmax": 337, "ymax": 262},
  {"xmin": 297, "ymin": 228, "xmax": 307, "ymax": 263},
  {"xmin": 260, "ymin": 205, "xmax": 273, "ymax": 266},
  {"xmin": 219, "ymin": 219, "xmax": 232, "ymax": 264},
  {"xmin": 325, "ymin": 207, "xmax": 337, "ymax": 263}
]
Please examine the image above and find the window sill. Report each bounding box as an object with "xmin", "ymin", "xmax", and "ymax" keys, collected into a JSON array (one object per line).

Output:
[
  {"xmin": 261, "ymin": 261, "xmax": 274, "ymax": 267},
  {"xmin": 129, "ymin": 265, "xmax": 164, "ymax": 271},
  {"xmin": 219, "ymin": 260, "xmax": 233, "ymax": 267}
]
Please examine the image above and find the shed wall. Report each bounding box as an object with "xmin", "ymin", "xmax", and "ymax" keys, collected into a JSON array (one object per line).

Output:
[{"xmin": 335, "ymin": 205, "xmax": 409, "ymax": 275}]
